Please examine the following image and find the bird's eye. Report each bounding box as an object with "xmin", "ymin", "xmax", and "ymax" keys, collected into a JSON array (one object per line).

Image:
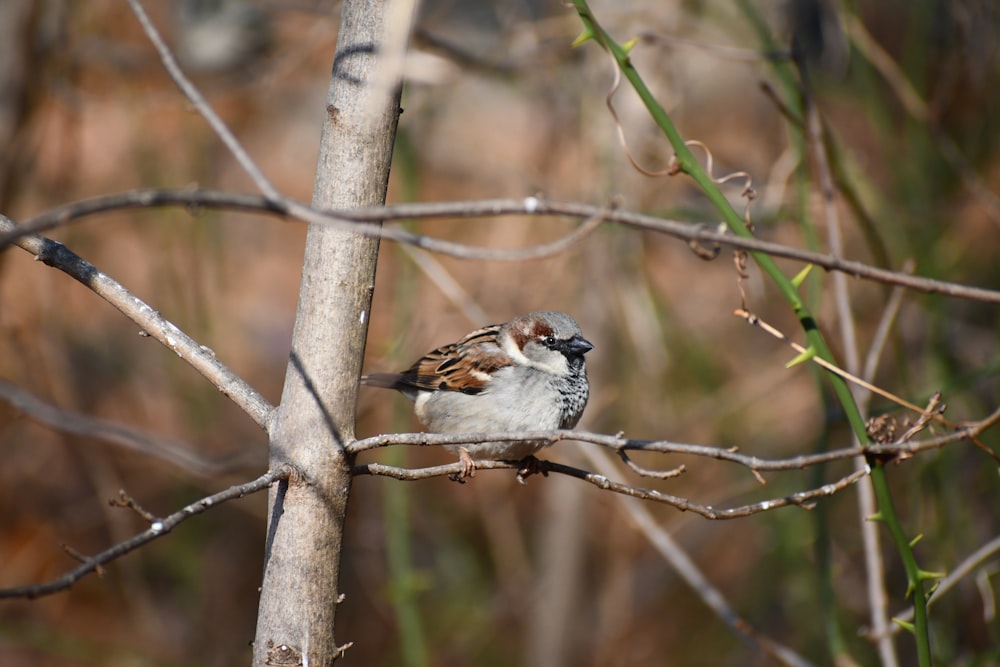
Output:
[{"xmin": 541, "ymin": 335, "xmax": 557, "ymax": 348}]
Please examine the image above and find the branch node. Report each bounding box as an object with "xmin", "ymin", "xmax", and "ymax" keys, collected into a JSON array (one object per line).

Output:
[
  {"xmin": 109, "ymin": 489, "xmax": 157, "ymax": 522},
  {"xmin": 264, "ymin": 640, "xmax": 302, "ymax": 666},
  {"xmin": 618, "ymin": 449, "xmax": 686, "ymax": 479},
  {"xmin": 688, "ymin": 222, "xmax": 727, "ymax": 260},
  {"xmin": 61, "ymin": 544, "xmax": 104, "ymax": 577},
  {"xmin": 667, "ymin": 154, "xmax": 683, "ymax": 175}
]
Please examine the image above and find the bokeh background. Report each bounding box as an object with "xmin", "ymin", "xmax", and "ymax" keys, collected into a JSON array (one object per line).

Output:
[{"xmin": 1, "ymin": 0, "xmax": 999, "ymax": 665}]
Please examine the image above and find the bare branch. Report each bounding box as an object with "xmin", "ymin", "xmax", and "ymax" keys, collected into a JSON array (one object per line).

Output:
[
  {"xmin": 0, "ymin": 190, "xmax": 286, "ymax": 245},
  {"xmin": 0, "ymin": 468, "xmax": 289, "ymax": 599},
  {"xmin": 352, "ymin": 459, "xmax": 520, "ymax": 480},
  {"xmin": 353, "ymin": 455, "xmax": 870, "ymax": 519},
  {"xmin": 0, "ymin": 214, "xmax": 276, "ymax": 430},
  {"xmin": 735, "ymin": 308, "xmax": 948, "ymax": 421},
  {"xmin": 581, "ymin": 447, "xmax": 817, "ymax": 667},
  {"xmin": 108, "ymin": 489, "xmax": 157, "ymax": 522},
  {"xmin": 0, "ymin": 379, "xmax": 261, "ymax": 476},
  {"xmin": 801, "ymin": 74, "xmax": 861, "ymax": 382},
  {"xmin": 350, "ymin": 416, "xmax": 1000, "ymax": 471},
  {"xmin": 638, "ymin": 31, "xmax": 792, "ymax": 63},
  {"xmin": 350, "ymin": 407, "xmax": 998, "ymax": 523},
  {"xmin": 124, "ymin": 0, "xmax": 280, "ymax": 199},
  {"xmin": 878, "ymin": 534, "xmax": 1000, "ymax": 637},
  {"xmin": 859, "ymin": 263, "xmax": 912, "ymax": 414},
  {"xmin": 855, "ymin": 264, "xmax": 911, "ymax": 667},
  {"xmin": 842, "ymin": 10, "xmax": 1000, "ymax": 228},
  {"xmin": 399, "ymin": 244, "xmax": 491, "ymax": 326},
  {"xmin": 6, "ymin": 189, "xmax": 1000, "ymax": 304},
  {"xmin": 617, "ymin": 449, "xmax": 686, "ymax": 480}
]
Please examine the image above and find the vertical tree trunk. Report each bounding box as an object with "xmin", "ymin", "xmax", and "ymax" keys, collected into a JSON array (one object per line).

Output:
[{"xmin": 252, "ymin": 2, "xmax": 402, "ymax": 664}]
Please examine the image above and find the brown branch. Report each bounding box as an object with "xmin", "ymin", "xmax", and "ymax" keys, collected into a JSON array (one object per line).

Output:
[
  {"xmin": 108, "ymin": 489, "xmax": 157, "ymax": 522},
  {"xmin": 352, "ymin": 459, "xmax": 520, "ymax": 480},
  {"xmin": 5, "ymin": 189, "xmax": 1000, "ymax": 304},
  {"xmin": 0, "ymin": 214, "xmax": 276, "ymax": 430},
  {"xmin": 124, "ymin": 0, "xmax": 279, "ymax": 199},
  {"xmin": 579, "ymin": 447, "xmax": 817, "ymax": 667},
  {"xmin": 742, "ymin": 304, "xmax": 1000, "ymax": 469},
  {"xmin": 0, "ymin": 468, "xmax": 289, "ymax": 599},
  {"xmin": 353, "ymin": 457, "xmax": 870, "ymax": 519},
  {"xmin": 735, "ymin": 308, "xmax": 947, "ymax": 421},
  {"xmin": 348, "ymin": 404, "xmax": 1000, "ymax": 518},
  {"xmin": 617, "ymin": 449, "xmax": 686, "ymax": 480},
  {"xmin": 349, "ymin": 417, "xmax": 999, "ymax": 471},
  {"xmin": 884, "ymin": 534, "xmax": 1000, "ymax": 636},
  {"xmin": 800, "ymin": 72, "xmax": 861, "ymax": 379},
  {"xmin": 0, "ymin": 379, "xmax": 262, "ymax": 476},
  {"xmin": 638, "ymin": 31, "xmax": 792, "ymax": 63},
  {"xmin": 842, "ymin": 11, "xmax": 1000, "ymax": 229}
]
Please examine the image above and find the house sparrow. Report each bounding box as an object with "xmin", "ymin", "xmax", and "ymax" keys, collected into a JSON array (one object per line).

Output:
[{"xmin": 362, "ymin": 311, "xmax": 593, "ymax": 480}]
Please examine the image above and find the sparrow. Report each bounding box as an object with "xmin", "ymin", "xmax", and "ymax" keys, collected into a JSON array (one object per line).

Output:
[{"xmin": 362, "ymin": 311, "xmax": 593, "ymax": 480}]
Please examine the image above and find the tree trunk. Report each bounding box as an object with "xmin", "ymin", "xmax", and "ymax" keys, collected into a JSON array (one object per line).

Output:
[{"xmin": 252, "ymin": 1, "xmax": 402, "ymax": 664}]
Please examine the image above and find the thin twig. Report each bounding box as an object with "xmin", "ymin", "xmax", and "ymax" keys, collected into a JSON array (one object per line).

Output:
[
  {"xmin": 61, "ymin": 545, "xmax": 105, "ymax": 577},
  {"xmin": 0, "ymin": 379, "xmax": 262, "ymax": 476},
  {"xmin": 6, "ymin": 190, "xmax": 1000, "ymax": 304},
  {"xmin": 800, "ymin": 72, "xmax": 861, "ymax": 383},
  {"xmin": 859, "ymin": 263, "xmax": 912, "ymax": 414},
  {"xmin": 581, "ymin": 447, "xmax": 816, "ymax": 667},
  {"xmin": 880, "ymin": 534, "xmax": 1000, "ymax": 636},
  {"xmin": 354, "ymin": 456, "xmax": 869, "ymax": 519},
  {"xmin": 735, "ymin": 308, "xmax": 947, "ymax": 421},
  {"xmin": 352, "ymin": 459, "xmax": 518, "ymax": 480},
  {"xmin": 350, "ymin": 415, "xmax": 1000, "ymax": 470},
  {"xmin": 638, "ymin": 31, "xmax": 792, "ymax": 63},
  {"xmin": 856, "ymin": 268, "xmax": 910, "ymax": 667},
  {"xmin": 0, "ymin": 215, "xmax": 275, "ymax": 430},
  {"xmin": 842, "ymin": 11, "xmax": 1000, "ymax": 228},
  {"xmin": 108, "ymin": 489, "xmax": 156, "ymax": 522},
  {"xmin": 617, "ymin": 450, "xmax": 686, "ymax": 480},
  {"xmin": 124, "ymin": 0, "xmax": 280, "ymax": 200},
  {"xmin": 0, "ymin": 468, "xmax": 289, "ymax": 599},
  {"xmin": 399, "ymin": 245, "xmax": 491, "ymax": 326}
]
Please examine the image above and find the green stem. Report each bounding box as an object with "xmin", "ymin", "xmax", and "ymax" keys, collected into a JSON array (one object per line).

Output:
[
  {"xmin": 869, "ymin": 460, "xmax": 932, "ymax": 665},
  {"xmin": 570, "ymin": 1, "xmax": 933, "ymax": 663},
  {"xmin": 571, "ymin": 0, "xmax": 866, "ymax": 436}
]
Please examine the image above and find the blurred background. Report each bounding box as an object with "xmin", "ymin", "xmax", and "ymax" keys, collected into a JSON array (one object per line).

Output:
[{"xmin": 1, "ymin": 0, "xmax": 999, "ymax": 665}]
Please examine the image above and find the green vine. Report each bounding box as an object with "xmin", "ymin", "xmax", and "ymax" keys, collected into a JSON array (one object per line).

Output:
[{"xmin": 568, "ymin": 1, "xmax": 933, "ymax": 664}]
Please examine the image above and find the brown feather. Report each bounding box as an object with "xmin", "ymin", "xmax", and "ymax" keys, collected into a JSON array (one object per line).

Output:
[
  {"xmin": 404, "ymin": 324, "xmax": 512, "ymax": 394},
  {"xmin": 362, "ymin": 323, "xmax": 514, "ymax": 397}
]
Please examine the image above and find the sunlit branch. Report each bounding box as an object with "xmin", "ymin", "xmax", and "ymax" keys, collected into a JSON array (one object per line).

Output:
[
  {"xmin": 0, "ymin": 468, "xmax": 288, "ymax": 599},
  {"xmin": 5, "ymin": 189, "xmax": 1000, "ymax": 304}
]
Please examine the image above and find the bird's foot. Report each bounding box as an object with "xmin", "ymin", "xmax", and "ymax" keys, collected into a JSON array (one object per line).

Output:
[
  {"xmin": 515, "ymin": 455, "xmax": 547, "ymax": 485},
  {"xmin": 448, "ymin": 446, "xmax": 477, "ymax": 483}
]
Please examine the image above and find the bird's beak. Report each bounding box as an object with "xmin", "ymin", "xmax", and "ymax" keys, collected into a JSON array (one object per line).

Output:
[{"xmin": 565, "ymin": 335, "xmax": 594, "ymax": 356}]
